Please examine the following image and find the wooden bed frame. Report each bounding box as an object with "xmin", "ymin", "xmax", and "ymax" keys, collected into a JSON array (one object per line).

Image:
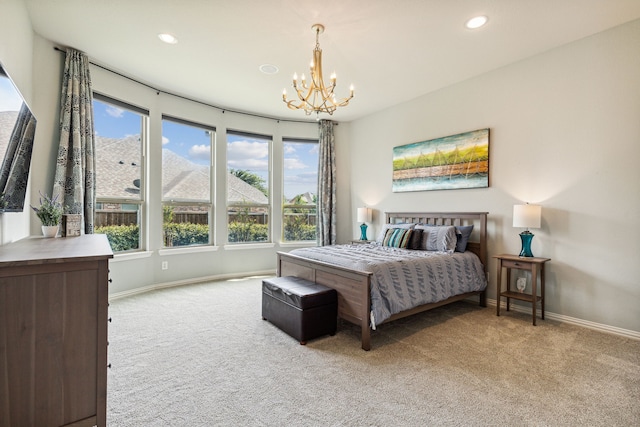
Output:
[{"xmin": 276, "ymin": 212, "xmax": 488, "ymax": 350}]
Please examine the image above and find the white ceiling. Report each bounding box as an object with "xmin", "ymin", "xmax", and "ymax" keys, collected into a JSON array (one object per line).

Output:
[{"xmin": 25, "ymin": 0, "xmax": 640, "ymax": 123}]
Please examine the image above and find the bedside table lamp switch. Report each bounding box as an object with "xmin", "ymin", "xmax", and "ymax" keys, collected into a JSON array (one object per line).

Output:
[
  {"xmin": 513, "ymin": 204, "xmax": 541, "ymax": 257},
  {"xmin": 357, "ymin": 207, "xmax": 372, "ymax": 241}
]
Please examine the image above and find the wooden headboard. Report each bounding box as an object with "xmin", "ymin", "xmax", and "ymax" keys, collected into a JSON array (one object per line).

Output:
[{"xmin": 384, "ymin": 212, "xmax": 488, "ymax": 273}]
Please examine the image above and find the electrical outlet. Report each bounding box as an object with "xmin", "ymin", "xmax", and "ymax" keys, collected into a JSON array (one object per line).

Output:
[{"xmin": 161, "ymin": 261, "xmax": 168, "ymax": 270}]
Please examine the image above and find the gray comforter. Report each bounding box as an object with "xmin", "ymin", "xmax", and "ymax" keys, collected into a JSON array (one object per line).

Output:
[{"xmin": 289, "ymin": 244, "xmax": 487, "ymax": 328}]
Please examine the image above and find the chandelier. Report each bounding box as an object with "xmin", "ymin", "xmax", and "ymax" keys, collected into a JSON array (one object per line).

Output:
[{"xmin": 282, "ymin": 24, "xmax": 354, "ymax": 117}]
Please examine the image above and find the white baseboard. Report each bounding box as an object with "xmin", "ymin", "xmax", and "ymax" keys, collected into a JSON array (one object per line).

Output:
[
  {"xmin": 487, "ymin": 298, "xmax": 640, "ymax": 340},
  {"xmin": 108, "ymin": 270, "xmax": 276, "ymax": 301}
]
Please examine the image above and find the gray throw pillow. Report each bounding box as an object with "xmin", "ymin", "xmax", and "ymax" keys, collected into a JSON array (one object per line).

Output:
[{"xmin": 414, "ymin": 225, "xmax": 457, "ymax": 252}]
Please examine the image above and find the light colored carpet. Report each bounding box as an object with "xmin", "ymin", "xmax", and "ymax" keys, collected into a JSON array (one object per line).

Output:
[{"xmin": 107, "ymin": 276, "xmax": 640, "ymax": 426}]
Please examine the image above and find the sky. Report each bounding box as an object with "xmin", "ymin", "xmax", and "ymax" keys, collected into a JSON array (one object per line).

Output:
[
  {"xmin": 93, "ymin": 99, "xmax": 318, "ymax": 200},
  {"xmin": 0, "ymin": 76, "xmax": 23, "ymax": 112}
]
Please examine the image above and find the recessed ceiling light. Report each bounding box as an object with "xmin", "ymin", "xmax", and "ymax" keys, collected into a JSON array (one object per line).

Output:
[
  {"xmin": 465, "ymin": 16, "xmax": 488, "ymax": 29},
  {"xmin": 158, "ymin": 33, "xmax": 178, "ymax": 44},
  {"xmin": 259, "ymin": 64, "xmax": 279, "ymax": 75}
]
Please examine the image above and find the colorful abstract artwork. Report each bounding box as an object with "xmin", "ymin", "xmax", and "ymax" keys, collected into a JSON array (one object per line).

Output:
[{"xmin": 392, "ymin": 128, "xmax": 489, "ymax": 192}]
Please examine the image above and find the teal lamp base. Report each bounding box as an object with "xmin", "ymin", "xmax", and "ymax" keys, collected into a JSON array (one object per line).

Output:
[
  {"xmin": 519, "ymin": 231, "xmax": 535, "ymax": 257},
  {"xmin": 359, "ymin": 223, "xmax": 368, "ymax": 241}
]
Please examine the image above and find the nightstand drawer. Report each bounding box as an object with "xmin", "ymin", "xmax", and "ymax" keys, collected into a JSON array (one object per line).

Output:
[{"xmin": 501, "ymin": 259, "xmax": 532, "ymax": 270}]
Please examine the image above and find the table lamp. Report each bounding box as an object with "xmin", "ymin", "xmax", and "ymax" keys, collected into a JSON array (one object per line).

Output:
[
  {"xmin": 513, "ymin": 204, "xmax": 541, "ymax": 257},
  {"xmin": 357, "ymin": 207, "xmax": 372, "ymax": 241}
]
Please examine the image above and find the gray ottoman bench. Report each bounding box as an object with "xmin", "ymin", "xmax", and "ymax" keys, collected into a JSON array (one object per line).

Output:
[{"xmin": 262, "ymin": 276, "xmax": 337, "ymax": 345}]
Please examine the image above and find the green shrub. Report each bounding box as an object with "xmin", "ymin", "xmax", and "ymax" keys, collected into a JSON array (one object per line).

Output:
[
  {"xmin": 97, "ymin": 220, "xmax": 272, "ymax": 250},
  {"xmin": 284, "ymin": 215, "xmax": 316, "ymax": 241},
  {"xmin": 228, "ymin": 221, "xmax": 268, "ymax": 243},
  {"xmin": 95, "ymin": 224, "xmax": 139, "ymax": 252},
  {"xmin": 164, "ymin": 222, "xmax": 209, "ymax": 246}
]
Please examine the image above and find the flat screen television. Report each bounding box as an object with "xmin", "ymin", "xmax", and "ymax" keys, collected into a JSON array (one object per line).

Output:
[{"xmin": 0, "ymin": 61, "xmax": 37, "ymax": 212}]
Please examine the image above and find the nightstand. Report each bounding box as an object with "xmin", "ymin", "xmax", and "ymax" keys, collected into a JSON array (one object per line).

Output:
[{"xmin": 494, "ymin": 254, "xmax": 551, "ymax": 325}]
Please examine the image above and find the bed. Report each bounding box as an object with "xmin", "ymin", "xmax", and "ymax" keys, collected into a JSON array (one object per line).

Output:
[{"xmin": 276, "ymin": 212, "xmax": 488, "ymax": 350}]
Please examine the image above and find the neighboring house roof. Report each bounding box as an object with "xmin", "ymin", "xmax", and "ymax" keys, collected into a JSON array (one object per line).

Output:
[
  {"xmin": 299, "ymin": 192, "xmax": 315, "ymax": 204},
  {"xmin": 95, "ymin": 135, "xmax": 142, "ymax": 199},
  {"xmin": 95, "ymin": 135, "xmax": 268, "ymax": 204},
  {"xmin": 227, "ymin": 172, "xmax": 268, "ymax": 205}
]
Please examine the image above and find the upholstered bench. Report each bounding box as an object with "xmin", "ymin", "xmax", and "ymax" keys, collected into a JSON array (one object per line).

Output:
[{"xmin": 262, "ymin": 276, "xmax": 337, "ymax": 345}]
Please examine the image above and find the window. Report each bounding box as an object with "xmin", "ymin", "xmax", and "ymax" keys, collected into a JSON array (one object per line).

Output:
[
  {"xmin": 283, "ymin": 138, "xmax": 318, "ymax": 241},
  {"xmin": 93, "ymin": 94, "xmax": 147, "ymax": 252},
  {"xmin": 161, "ymin": 116, "xmax": 214, "ymax": 247},
  {"xmin": 227, "ymin": 131, "xmax": 270, "ymax": 243}
]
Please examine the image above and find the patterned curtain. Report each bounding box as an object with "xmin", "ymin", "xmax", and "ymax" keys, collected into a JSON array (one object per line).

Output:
[
  {"xmin": 53, "ymin": 48, "xmax": 96, "ymax": 233},
  {"xmin": 0, "ymin": 103, "xmax": 36, "ymax": 210},
  {"xmin": 317, "ymin": 120, "xmax": 336, "ymax": 246}
]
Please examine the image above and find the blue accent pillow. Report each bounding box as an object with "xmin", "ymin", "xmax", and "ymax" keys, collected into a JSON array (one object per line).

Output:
[{"xmin": 455, "ymin": 225, "xmax": 474, "ymax": 252}]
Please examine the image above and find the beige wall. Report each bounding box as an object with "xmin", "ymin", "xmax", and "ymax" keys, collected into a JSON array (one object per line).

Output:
[
  {"xmin": 346, "ymin": 19, "xmax": 640, "ymax": 333},
  {"xmin": 2, "ymin": 0, "xmax": 638, "ymax": 334}
]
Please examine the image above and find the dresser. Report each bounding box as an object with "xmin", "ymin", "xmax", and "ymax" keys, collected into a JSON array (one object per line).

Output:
[{"xmin": 0, "ymin": 234, "xmax": 113, "ymax": 427}]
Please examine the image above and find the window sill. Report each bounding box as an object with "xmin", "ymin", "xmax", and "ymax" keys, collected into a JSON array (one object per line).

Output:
[
  {"xmin": 158, "ymin": 245, "xmax": 220, "ymax": 256},
  {"xmin": 112, "ymin": 250, "xmax": 153, "ymax": 262},
  {"xmin": 223, "ymin": 242, "xmax": 275, "ymax": 251}
]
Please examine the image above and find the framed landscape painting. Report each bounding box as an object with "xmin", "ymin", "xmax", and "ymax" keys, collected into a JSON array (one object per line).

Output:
[{"xmin": 392, "ymin": 128, "xmax": 489, "ymax": 192}]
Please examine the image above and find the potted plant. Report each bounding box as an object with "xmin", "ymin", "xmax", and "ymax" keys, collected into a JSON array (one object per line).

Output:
[{"xmin": 31, "ymin": 191, "xmax": 63, "ymax": 237}]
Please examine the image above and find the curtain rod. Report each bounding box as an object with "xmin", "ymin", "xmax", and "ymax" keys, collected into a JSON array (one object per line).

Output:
[{"xmin": 53, "ymin": 46, "xmax": 338, "ymax": 125}]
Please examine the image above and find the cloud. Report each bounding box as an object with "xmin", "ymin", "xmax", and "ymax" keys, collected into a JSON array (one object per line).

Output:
[
  {"xmin": 227, "ymin": 140, "xmax": 269, "ymax": 170},
  {"xmin": 284, "ymin": 157, "xmax": 307, "ymax": 170},
  {"xmin": 284, "ymin": 145, "xmax": 297, "ymax": 154},
  {"xmin": 228, "ymin": 158, "xmax": 269, "ymax": 170},
  {"xmin": 228, "ymin": 140, "xmax": 268, "ymax": 158},
  {"xmin": 284, "ymin": 171, "xmax": 318, "ymax": 185},
  {"xmin": 188, "ymin": 144, "xmax": 210, "ymax": 161},
  {"xmin": 162, "ymin": 136, "xmax": 170, "ymax": 145},
  {"xmin": 105, "ymin": 105, "xmax": 125, "ymax": 118}
]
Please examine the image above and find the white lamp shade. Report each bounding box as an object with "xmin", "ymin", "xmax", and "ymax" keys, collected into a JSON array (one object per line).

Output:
[
  {"xmin": 357, "ymin": 207, "xmax": 372, "ymax": 223},
  {"xmin": 513, "ymin": 204, "xmax": 541, "ymax": 229}
]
